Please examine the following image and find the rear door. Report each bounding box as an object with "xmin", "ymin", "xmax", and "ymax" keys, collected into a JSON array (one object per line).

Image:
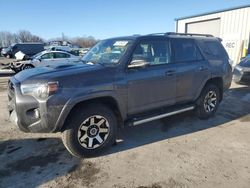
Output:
[
  {"xmin": 127, "ymin": 38, "xmax": 176, "ymax": 114},
  {"xmin": 53, "ymin": 52, "xmax": 71, "ymax": 63},
  {"xmin": 170, "ymin": 38, "xmax": 210, "ymax": 103}
]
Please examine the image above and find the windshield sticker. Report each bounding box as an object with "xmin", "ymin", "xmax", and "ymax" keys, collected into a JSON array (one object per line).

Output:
[{"xmin": 113, "ymin": 41, "xmax": 129, "ymax": 47}]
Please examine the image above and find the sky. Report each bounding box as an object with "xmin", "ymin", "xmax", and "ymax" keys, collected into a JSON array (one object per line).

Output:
[{"xmin": 0, "ymin": 0, "xmax": 249, "ymax": 40}]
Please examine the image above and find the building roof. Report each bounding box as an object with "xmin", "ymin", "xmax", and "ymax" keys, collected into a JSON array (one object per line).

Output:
[{"xmin": 175, "ymin": 4, "xmax": 250, "ymax": 21}]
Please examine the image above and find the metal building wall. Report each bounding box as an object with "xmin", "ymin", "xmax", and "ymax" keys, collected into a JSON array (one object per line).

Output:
[{"xmin": 176, "ymin": 6, "xmax": 250, "ymax": 65}]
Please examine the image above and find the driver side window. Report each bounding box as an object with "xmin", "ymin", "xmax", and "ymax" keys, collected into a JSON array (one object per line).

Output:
[{"xmin": 131, "ymin": 40, "xmax": 171, "ymax": 66}]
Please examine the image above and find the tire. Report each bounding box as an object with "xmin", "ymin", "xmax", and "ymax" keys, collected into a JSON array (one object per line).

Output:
[
  {"xmin": 62, "ymin": 104, "xmax": 117, "ymax": 158},
  {"xmin": 22, "ymin": 65, "xmax": 34, "ymax": 70},
  {"xmin": 196, "ymin": 84, "xmax": 220, "ymax": 119}
]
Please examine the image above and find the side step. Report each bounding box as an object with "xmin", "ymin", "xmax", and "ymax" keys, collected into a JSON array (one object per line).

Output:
[{"xmin": 131, "ymin": 106, "xmax": 195, "ymax": 126}]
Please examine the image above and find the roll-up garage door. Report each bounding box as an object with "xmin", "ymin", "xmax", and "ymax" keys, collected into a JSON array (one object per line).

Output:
[{"xmin": 186, "ymin": 18, "xmax": 221, "ymax": 37}]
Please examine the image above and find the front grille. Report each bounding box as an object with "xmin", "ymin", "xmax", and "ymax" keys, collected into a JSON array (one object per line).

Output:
[{"xmin": 244, "ymin": 72, "xmax": 250, "ymax": 76}]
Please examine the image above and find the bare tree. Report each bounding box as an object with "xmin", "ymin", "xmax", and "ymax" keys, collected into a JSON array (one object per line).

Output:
[
  {"xmin": 17, "ymin": 30, "xmax": 43, "ymax": 43},
  {"xmin": 71, "ymin": 36, "xmax": 98, "ymax": 48},
  {"xmin": 0, "ymin": 31, "xmax": 19, "ymax": 47},
  {"xmin": 0, "ymin": 30, "xmax": 98, "ymax": 48}
]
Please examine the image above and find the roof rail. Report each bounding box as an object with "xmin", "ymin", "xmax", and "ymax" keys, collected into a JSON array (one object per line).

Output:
[
  {"xmin": 165, "ymin": 32, "xmax": 213, "ymax": 37},
  {"xmin": 147, "ymin": 33, "xmax": 166, "ymax": 36}
]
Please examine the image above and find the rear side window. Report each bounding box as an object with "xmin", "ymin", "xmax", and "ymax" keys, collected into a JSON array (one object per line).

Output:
[
  {"xmin": 54, "ymin": 52, "xmax": 70, "ymax": 58},
  {"xmin": 171, "ymin": 39, "xmax": 203, "ymax": 63},
  {"xmin": 204, "ymin": 41, "xmax": 228, "ymax": 59}
]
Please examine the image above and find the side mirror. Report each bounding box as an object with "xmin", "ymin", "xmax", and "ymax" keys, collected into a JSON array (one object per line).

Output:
[{"xmin": 128, "ymin": 59, "xmax": 149, "ymax": 69}]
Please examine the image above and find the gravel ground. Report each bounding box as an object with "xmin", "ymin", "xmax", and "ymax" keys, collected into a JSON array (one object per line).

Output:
[{"xmin": 0, "ymin": 74, "xmax": 250, "ymax": 188}]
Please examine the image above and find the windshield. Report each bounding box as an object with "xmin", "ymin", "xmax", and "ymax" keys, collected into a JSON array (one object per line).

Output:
[
  {"xmin": 82, "ymin": 39, "xmax": 132, "ymax": 65},
  {"xmin": 240, "ymin": 57, "xmax": 250, "ymax": 66}
]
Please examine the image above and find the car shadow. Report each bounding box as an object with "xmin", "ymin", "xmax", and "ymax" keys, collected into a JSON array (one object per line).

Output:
[
  {"xmin": 102, "ymin": 86, "xmax": 250, "ymax": 156},
  {"xmin": 0, "ymin": 137, "xmax": 82, "ymax": 187},
  {"xmin": 0, "ymin": 136, "xmax": 106, "ymax": 187}
]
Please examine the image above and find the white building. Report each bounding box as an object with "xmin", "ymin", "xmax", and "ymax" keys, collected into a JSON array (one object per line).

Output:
[{"xmin": 176, "ymin": 5, "xmax": 250, "ymax": 65}]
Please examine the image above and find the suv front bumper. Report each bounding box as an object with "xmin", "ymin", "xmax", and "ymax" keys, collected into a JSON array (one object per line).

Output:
[{"xmin": 8, "ymin": 78, "xmax": 66, "ymax": 133}]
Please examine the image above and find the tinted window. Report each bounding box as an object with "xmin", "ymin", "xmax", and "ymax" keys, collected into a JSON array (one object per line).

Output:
[
  {"xmin": 172, "ymin": 39, "xmax": 203, "ymax": 63},
  {"xmin": 54, "ymin": 52, "xmax": 70, "ymax": 58},
  {"xmin": 205, "ymin": 41, "xmax": 227, "ymax": 59},
  {"xmin": 131, "ymin": 40, "xmax": 171, "ymax": 66},
  {"xmin": 41, "ymin": 53, "xmax": 53, "ymax": 59}
]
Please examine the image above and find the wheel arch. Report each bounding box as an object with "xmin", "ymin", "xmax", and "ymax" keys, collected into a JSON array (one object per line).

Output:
[
  {"xmin": 199, "ymin": 77, "xmax": 223, "ymax": 102},
  {"xmin": 60, "ymin": 96, "xmax": 124, "ymax": 132},
  {"xmin": 22, "ymin": 64, "xmax": 34, "ymax": 69}
]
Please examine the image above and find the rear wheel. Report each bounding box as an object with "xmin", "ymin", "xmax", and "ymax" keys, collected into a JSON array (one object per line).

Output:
[
  {"xmin": 62, "ymin": 104, "xmax": 117, "ymax": 157},
  {"xmin": 196, "ymin": 84, "xmax": 220, "ymax": 119}
]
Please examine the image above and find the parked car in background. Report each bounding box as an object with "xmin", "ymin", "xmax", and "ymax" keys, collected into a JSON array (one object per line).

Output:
[
  {"xmin": 0, "ymin": 47, "xmax": 7, "ymax": 56},
  {"xmin": 79, "ymin": 48, "xmax": 90, "ymax": 56},
  {"xmin": 46, "ymin": 45, "xmax": 81, "ymax": 56},
  {"xmin": 47, "ymin": 45, "xmax": 72, "ymax": 52},
  {"xmin": 1, "ymin": 47, "xmax": 10, "ymax": 57},
  {"xmin": 2, "ymin": 43, "xmax": 44, "ymax": 58},
  {"xmin": 10, "ymin": 50, "xmax": 80, "ymax": 72},
  {"xmin": 8, "ymin": 32, "xmax": 232, "ymax": 157},
  {"xmin": 233, "ymin": 56, "xmax": 250, "ymax": 85}
]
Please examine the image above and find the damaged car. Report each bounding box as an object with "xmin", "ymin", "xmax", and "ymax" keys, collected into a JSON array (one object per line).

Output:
[{"xmin": 10, "ymin": 50, "xmax": 81, "ymax": 72}]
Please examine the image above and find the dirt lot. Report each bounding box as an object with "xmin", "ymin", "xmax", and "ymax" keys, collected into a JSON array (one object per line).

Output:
[{"xmin": 0, "ymin": 72, "xmax": 250, "ymax": 188}]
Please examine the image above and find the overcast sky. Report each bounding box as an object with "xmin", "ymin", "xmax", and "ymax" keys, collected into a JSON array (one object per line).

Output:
[{"xmin": 0, "ymin": 0, "xmax": 249, "ymax": 39}]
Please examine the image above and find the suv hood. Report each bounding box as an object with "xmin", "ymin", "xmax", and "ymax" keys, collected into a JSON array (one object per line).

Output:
[{"xmin": 14, "ymin": 62, "xmax": 103, "ymax": 83}]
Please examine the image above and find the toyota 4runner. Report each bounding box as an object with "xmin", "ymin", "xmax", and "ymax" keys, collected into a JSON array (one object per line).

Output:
[{"xmin": 8, "ymin": 32, "xmax": 232, "ymax": 157}]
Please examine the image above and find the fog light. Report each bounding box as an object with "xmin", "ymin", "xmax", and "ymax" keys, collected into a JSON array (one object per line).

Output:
[
  {"xmin": 34, "ymin": 109, "xmax": 40, "ymax": 119},
  {"xmin": 26, "ymin": 108, "xmax": 40, "ymax": 119}
]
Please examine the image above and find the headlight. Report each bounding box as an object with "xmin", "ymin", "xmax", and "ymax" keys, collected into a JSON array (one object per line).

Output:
[
  {"xmin": 21, "ymin": 82, "xmax": 59, "ymax": 100},
  {"xmin": 235, "ymin": 65, "xmax": 243, "ymax": 71}
]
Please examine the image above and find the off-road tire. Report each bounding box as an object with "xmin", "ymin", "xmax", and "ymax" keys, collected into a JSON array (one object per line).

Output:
[
  {"xmin": 62, "ymin": 104, "xmax": 117, "ymax": 158},
  {"xmin": 196, "ymin": 84, "xmax": 220, "ymax": 119}
]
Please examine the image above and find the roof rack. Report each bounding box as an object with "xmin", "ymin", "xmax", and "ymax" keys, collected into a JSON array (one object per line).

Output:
[
  {"xmin": 147, "ymin": 33, "xmax": 166, "ymax": 36},
  {"xmin": 165, "ymin": 32, "xmax": 213, "ymax": 37}
]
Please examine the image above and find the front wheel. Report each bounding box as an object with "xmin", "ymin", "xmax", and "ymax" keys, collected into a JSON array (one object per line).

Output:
[
  {"xmin": 62, "ymin": 104, "xmax": 117, "ymax": 157},
  {"xmin": 196, "ymin": 84, "xmax": 220, "ymax": 119},
  {"xmin": 22, "ymin": 65, "xmax": 34, "ymax": 70}
]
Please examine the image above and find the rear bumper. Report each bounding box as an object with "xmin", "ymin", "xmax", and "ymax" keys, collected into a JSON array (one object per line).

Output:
[{"xmin": 8, "ymin": 78, "xmax": 66, "ymax": 133}]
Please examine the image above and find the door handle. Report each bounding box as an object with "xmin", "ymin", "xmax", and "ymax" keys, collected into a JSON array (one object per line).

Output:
[{"xmin": 165, "ymin": 70, "xmax": 175, "ymax": 76}]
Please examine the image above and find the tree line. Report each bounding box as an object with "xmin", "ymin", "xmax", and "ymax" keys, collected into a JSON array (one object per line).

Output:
[{"xmin": 0, "ymin": 30, "xmax": 98, "ymax": 48}]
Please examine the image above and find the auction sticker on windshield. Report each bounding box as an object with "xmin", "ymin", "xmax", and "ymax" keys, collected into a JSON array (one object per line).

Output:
[{"xmin": 113, "ymin": 41, "xmax": 129, "ymax": 46}]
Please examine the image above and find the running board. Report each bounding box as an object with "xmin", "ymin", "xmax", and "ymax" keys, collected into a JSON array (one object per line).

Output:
[{"xmin": 132, "ymin": 106, "xmax": 195, "ymax": 126}]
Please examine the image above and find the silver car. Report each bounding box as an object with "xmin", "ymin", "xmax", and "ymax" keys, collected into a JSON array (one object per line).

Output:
[{"xmin": 10, "ymin": 50, "xmax": 80, "ymax": 72}]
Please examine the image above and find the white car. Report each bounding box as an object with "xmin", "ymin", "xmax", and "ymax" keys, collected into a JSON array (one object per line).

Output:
[{"xmin": 10, "ymin": 50, "xmax": 81, "ymax": 72}]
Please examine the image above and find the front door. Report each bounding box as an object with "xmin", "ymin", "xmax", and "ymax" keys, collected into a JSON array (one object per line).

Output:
[{"xmin": 127, "ymin": 38, "xmax": 176, "ymax": 115}]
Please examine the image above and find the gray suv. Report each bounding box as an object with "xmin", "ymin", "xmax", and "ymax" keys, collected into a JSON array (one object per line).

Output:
[{"xmin": 8, "ymin": 33, "xmax": 232, "ymax": 157}]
